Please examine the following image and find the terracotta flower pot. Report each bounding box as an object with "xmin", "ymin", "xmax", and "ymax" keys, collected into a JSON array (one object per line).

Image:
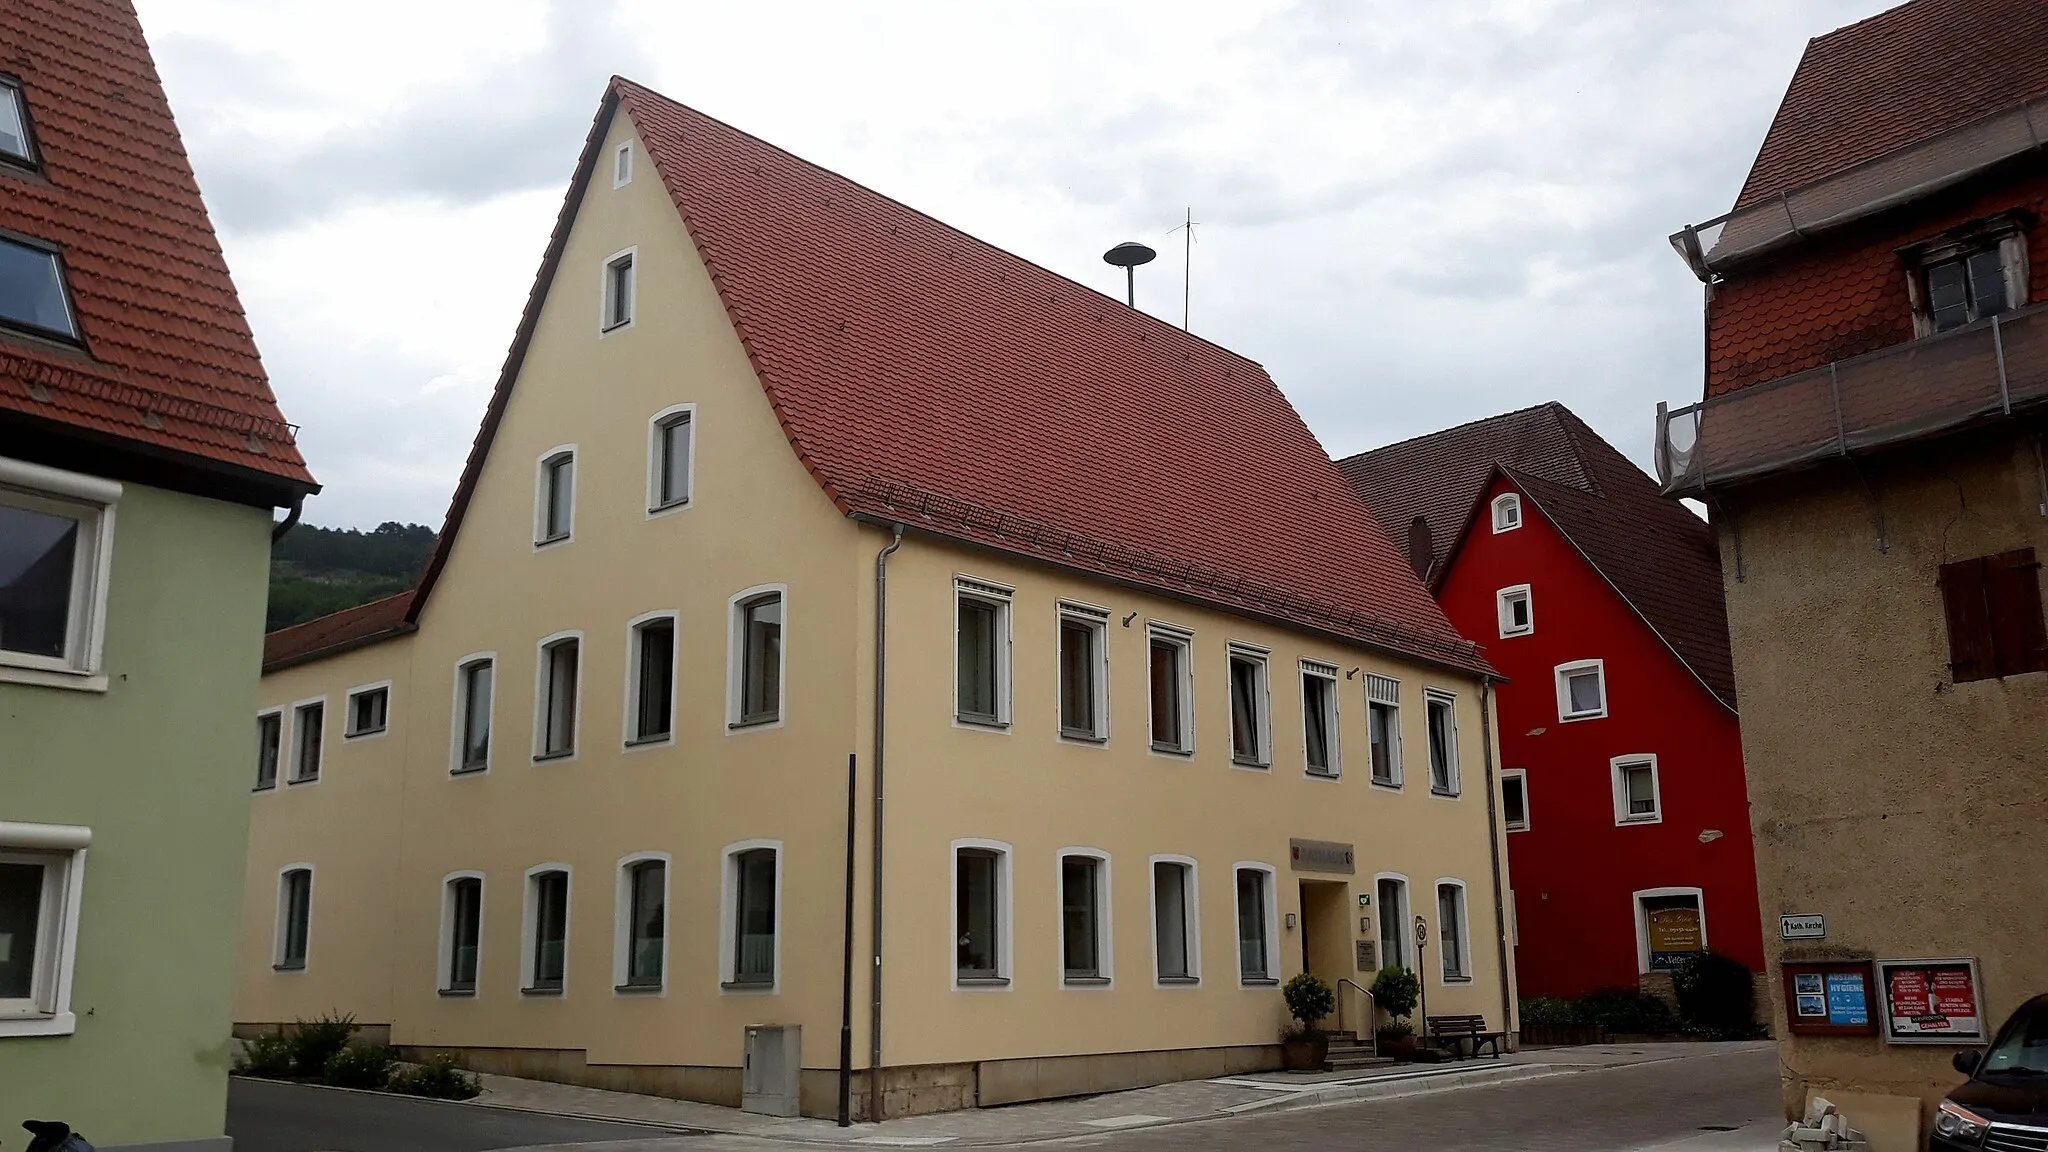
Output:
[{"xmin": 1280, "ymin": 1034, "xmax": 1329, "ymax": 1071}]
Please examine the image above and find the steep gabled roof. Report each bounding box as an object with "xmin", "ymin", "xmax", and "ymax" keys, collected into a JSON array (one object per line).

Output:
[
  {"xmin": 1337, "ymin": 403, "xmax": 1736, "ymax": 710},
  {"xmin": 0, "ymin": 0, "xmax": 313, "ymax": 497},
  {"xmin": 387, "ymin": 78, "xmax": 1488, "ymax": 678},
  {"xmin": 1735, "ymin": 0, "xmax": 2048, "ymax": 208}
]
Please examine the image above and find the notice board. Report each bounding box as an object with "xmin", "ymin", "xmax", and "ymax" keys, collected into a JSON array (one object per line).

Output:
[
  {"xmin": 1877, "ymin": 957, "xmax": 1985, "ymax": 1044},
  {"xmin": 1782, "ymin": 960, "xmax": 1877, "ymax": 1037}
]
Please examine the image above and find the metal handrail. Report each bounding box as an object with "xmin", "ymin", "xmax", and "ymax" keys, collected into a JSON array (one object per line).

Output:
[{"xmin": 1335, "ymin": 978, "xmax": 1378, "ymax": 1056}]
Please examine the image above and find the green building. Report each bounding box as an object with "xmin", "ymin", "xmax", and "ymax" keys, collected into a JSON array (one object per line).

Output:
[{"xmin": 0, "ymin": 1, "xmax": 316, "ymax": 1146}]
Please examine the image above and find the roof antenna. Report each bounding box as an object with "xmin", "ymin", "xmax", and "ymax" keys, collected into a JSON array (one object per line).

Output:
[
  {"xmin": 1103, "ymin": 241, "xmax": 1156, "ymax": 308},
  {"xmin": 1167, "ymin": 208, "xmax": 1197, "ymax": 330}
]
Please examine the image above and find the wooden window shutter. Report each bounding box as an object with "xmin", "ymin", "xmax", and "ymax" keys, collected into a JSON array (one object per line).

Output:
[
  {"xmin": 1984, "ymin": 548, "xmax": 2048, "ymax": 677},
  {"xmin": 1938, "ymin": 557, "xmax": 1995, "ymax": 683}
]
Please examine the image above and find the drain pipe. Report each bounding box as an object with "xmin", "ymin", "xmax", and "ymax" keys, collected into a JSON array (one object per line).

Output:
[
  {"xmin": 270, "ymin": 494, "xmax": 304, "ymax": 543},
  {"xmin": 868, "ymin": 524, "xmax": 903, "ymax": 1123},
  {"xmin": 1478, "ymin": 680, "xmax": 1515, "ymax": 1041}
]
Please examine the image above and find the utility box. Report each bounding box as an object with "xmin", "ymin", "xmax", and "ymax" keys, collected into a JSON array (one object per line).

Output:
[{"xmin": 742, "ymin": 1024, "xmax": 801, "ymax": 1117}]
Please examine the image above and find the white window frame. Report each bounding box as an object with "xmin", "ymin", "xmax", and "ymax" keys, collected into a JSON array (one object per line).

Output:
[
  {"xmin": 1632, "ymin": 886, "xmax": 1707, "ymax": 976},
  {"xmin": 532, "ymin": 629, "xmax": 585, "ymax": 763},
  {"xmin": 1500, "ymin": 769, "xmax": 1530, "ymax": 832},
  {"xmin": 450, "ymin": 652, "xmax": 497, "ymax": 775},
  {"xmin": 623, "ymin": 610, "xmax": 679, "ymax": 750},
  {"xmin": 1226, "ymin": 642, "xmax": 1272, "ymax": 770},
  {"xmin": 600, "ymin": 246, "xmax": 637, "ymax": 334},
  {"xmin": 1434, "ymin": 878, "xmax": 1474, "ymax": 984},
  {"xmin": 953, "ymin": 577, "xmax": 1013, "ymax": 730},
  {"xmin": 533, "ymin": 445, "xmax": 576, "ymax": 548},
  {"xmin": 1366, "ymin": 674, "xmax": 1403, "ymax": 789},
  {"xmin": 1300, "ymin": 659, "xmax": 1341, "ymax": 778},
  {"xmin": 1232, "ymin": 861, "xmax": 1280, "ymax": 988},
  {"xmin": 1496, "ymin": 585, "xmax": 1533, "ymax": 638},
  {"xmin": 437, "ymin": 870, "xmax": 484, "ymax": 996},
  {"xmin": 1148, "ymin": 854, "xmax": 1202, "ymax": 987},
  {"xmin": 273, "ymin": 862, "xmax": 313, "ymax": 973},
  {"xmin": 1424, "ymin": 688, "xmax": 1460, "ymax": 797},
  {"xmin": 1555, "ymin": 659, "xmax": 1608, "ymax": 722},
  {"xmin": 1491, "ymin": 492, "xmax": 1522, "ymax": 533},
  {"xmin": 719, "ymin": 839, "xmax": 782, "ymax": 993},
  {"xmin": 613, "ymin": 851, "xmax": 671, "ymax": 995},
  {"xmin": 0, "ymin": 456, "xmax": 119, "ymax": 691},
  {"xmin": 254, "ymin": 707, "xmax": 283, "ymax": 791},
  {"xmin": 1145, "ymin": 622, "xmax": 1195, "ymax": 756},
  {"xmin": 520, "ymin": 862, "xmax": 573, "ymax": 995},
  {"xmin": 1055, "ymin": 601, "xmax": 1110, "ymax": 743},
  {"xmin": 727, "ymin": 584, "xmax": 788, "ymax": 732},
  {"xmin": 288, "ymin": 695, "xmax": 326, "ymax": 786},
  {"xmin": 1374, "ymin": 872, "xmax": 1411, "ymax": 971},
  {"xmin": 1055, "ymin": 847, "xmax": 1112, "ymax": 989},
  {"xmin": 646, "ymin": 403, "xmax": 696, "ymax": 516},
  {"xmin": 950, "ymin": 838, "xmax": 1014, "ymax": 990},
  {"xmin": 343, "ymin": 680, "xmax": 391, "ymax": 740},
  {"xmin": 1611, "ymin": 754, "xmax": 1664, "ymax": 825},
  {"xmin": 0, "ymin": 822, "xmax": 88, "ymax": 1036},
  {"xmin": 612, "ymin": 140, "xmax": 633, "ymax": 188}
]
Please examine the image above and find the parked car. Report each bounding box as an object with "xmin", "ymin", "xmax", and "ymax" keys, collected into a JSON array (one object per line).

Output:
[{"xmin": 1933, "ymin": 993, "xmax": 2048, "ymax": 1150}]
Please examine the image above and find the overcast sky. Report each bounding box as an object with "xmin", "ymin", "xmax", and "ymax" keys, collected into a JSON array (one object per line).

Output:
[{"xmin": 136, "ymin": 0, "xmax": 1891, "ymax": 530}]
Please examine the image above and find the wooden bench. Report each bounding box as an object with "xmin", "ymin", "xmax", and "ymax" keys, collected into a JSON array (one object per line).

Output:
[{"xmin": 1426, "ymin": 1014, "xmax": 1506, "ymax": 1059}]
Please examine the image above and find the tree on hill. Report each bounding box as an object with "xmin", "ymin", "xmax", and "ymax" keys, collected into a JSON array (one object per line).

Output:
[{"xmin": 267, "ymin": 521, "xmax": 437, "ymax": 631}]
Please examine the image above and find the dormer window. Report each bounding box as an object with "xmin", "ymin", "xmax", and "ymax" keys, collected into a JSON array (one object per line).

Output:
[
  {"xmin": 0, "ymin": 78, "xmax": 38, "ymax": 169},
  {"xmin": 1902, "ymin": 215, "xmax": 2029, "ymax": 336},
  {"xmin": 1491, "ymin": 493, "xmax": 1522, "ymax": 533},
  {"xmin": 0, "ymin": 237, "xmax": 78, "ymax": 342}
]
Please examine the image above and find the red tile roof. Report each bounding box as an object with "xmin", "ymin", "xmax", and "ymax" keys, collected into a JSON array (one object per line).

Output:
[
  {"xmin": 1735, "ymin": 0, "xmax": 2048, "ymax": 209},
  {"xmin": 391, "ymin": 78, "xmax": 1488, "ymax": 678},
  {"xmin": 1338, "ymin": 404, "xmax": 1736, "ymax": 710},
  {"xmin": 263, "ymin": 590, "xmax": 413, "ymax": 671},
  {"xmin": 0, "ymin": 0, "xmax": 312, "ymax": 492}
]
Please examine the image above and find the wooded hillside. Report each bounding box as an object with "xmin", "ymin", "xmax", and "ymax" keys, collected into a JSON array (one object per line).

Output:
[{"xmin": 268, "ymin": 521, "xmax": 435, "ymax": 631}]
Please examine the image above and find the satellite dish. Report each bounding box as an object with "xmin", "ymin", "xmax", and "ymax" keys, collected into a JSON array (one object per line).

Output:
[{"xmin": 1102, "ymin": 241, "xmax": 1157, "ymax": 306}]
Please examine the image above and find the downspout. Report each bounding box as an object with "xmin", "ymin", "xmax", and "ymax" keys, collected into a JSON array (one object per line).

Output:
[
  {"xmin": 271, "ymin": 494, "xmax": 304, "ymax": 543},
  {"xmin": 1478, "ymin": 680, "xmax": 1515, "ymax": 1042},
  {"xmin": 868, "ymin": 524, "xmax": 903, "ymax": 1123},
  {"xmin": 837, "ymin": 752, "xmax": 857, "ymax": 1127}
]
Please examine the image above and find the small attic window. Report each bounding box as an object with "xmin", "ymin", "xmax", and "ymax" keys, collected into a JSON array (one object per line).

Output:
[
  {"xmin": 613, "ymin": 141, "xmax": 632, "ymax": 189},
  {"xmin": 0, "ymin": 236, "xmax": 79, "ymax": 342},
  {"xmin": 1491, "ymin": 493, "xmax": 1522, "ymax": 533},
  {"xmin": 0, "ymin": 77, "xmax": 38, "ymax": 169},
  {"xmin": 1900, "ymin": 213, "xmax": 2029, "ymax": 337}
]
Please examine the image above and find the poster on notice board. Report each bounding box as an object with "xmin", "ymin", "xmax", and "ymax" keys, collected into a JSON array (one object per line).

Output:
[{"xmin": 1877, "ymin": 958, "xmax": 1985, "ymax": 1044}]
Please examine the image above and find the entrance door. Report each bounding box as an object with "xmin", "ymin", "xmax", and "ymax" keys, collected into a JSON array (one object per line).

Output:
[{"xmin": 1298, "ymin": 880, "xmax": 1353, "ymax": 1031}]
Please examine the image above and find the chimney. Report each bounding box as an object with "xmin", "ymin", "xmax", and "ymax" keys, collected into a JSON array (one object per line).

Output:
[{"xmin": 1407, "ymin": 516, "xmax": 1433, "ymax": 583}]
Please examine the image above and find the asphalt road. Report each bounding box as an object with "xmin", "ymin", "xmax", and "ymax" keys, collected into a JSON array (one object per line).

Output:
[{"xmin": 226, "ymin": 1078, "xmax": 696, "ymax": 1152}]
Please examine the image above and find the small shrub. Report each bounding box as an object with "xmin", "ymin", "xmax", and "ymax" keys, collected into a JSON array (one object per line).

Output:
[
  {"xmin": 1374, "ymin": 1020, "xmax": 1414, "ymax": 1043},
  {"xmin": 1518, "ymin": 997, "xmax": 1584, "ymax": 1026},
  {"xmin": 389, "ymin": 1054, "xmax": 482, "ymax": 1100},
  {"xmin": 288, "ymin": 1012, "xmax": 359, "ymax": 1079},
  {"xmin": 1370, "ymin": 965, "xmax": 1421, "ymax": 1020},
  {"xmin": 1282, "ymin": 972, "xmax": 1335, "ymax": 1033},
  {"xmin": 234, "ymin": 1029, "xmax": 296, "ymax": 1079},
  {"xmin": 324, "ymin": 1043, "xmax": 398, "ymax": 1089},
  {"xmin": 1578, "ymin": 987, "xmax": 1678, "ymax": 1035},
  {"xmin": 1674, "ymin": 951, "xmax": 1759, "ymax": 1038}
]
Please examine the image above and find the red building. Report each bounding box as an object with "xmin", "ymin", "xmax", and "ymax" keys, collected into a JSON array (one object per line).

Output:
[{"xmin": 1341, "ymin": 403, "xmax": 1764, "ymax": 999}]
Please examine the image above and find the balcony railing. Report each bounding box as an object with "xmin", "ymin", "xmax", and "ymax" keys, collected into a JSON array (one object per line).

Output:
[{"xmin": 1656, "ymin": 301, "xmax": 2048, "ymax": 496}]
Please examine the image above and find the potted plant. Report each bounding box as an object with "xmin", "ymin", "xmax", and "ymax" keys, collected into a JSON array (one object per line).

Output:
[
  {"xmin": 1280, "ymin": 973, "xmax": 1335, "ymax": 1070},
  {"xmin": 1370, "ymin": 965, "xmax": 1422, "ymax": 1059}
]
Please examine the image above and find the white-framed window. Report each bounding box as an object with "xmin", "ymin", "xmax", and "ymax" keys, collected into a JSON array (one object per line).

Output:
[
  {"xmin": 1227, "ymin": 643, "xmax": 1271, "ymax": 768},
  {"xmin": 954, "ymin": 578, "xmax": 1012, "ymax": 728},
  {"xmin": 612, "ymin": 140, "xmax": 633, "ymax": 188},
  {"xmin": 534, "ymin": 446, "xmax": 575, "ymax": 546},
  {"xmin": 1435, "ymin": 879, "xmax": 1472, "ymax": 983},
  {"xmin": 0, "ymin": 77, "xmax": 41, "ymax": 169},
  {"xmin": 438, "ymin": 872, "xmax": 483, "ymax": 995},
  {"xmin": 533, "ymin": 631, "xmax": 582, "ymax": 761},
  {"xmin": 952, "ymin": 839, "xmax": 1012, "ymax": 989},
  {"xmin": 1375, "ymin": 873, "xmax": 1411, "ymax": 970},
  {"xmin": 647, "ymin": 404, "xmax": 695, "ymax": 514},
  {"xmin": 1149, "ymin": 855, "xmax": 1200, "ymax": 985},
  {"xmin": 614, "ymin": 853, "xmax": 669, "ymax": 993},
  {"xmin": 1555, "ymin": 659, "xmax": 1608, "ymax": 721},
  {"xmin": 1633, "ymin": 887, "xmax": 1707, "ymax": 975},
  {"xmin": 1366, "ymin": 674, "xmax": 1402, "ymax": 788},
  {"xmin": 0, "ymin": 456, "xmax": 119, "ymax": 690},
  {"xmin": 1491, "ymin": 493, "xmax": 1522, "ymax": 533},
  {"xmin": 274, "ymin": 863, "xmax": 313, "ymax": 971},
  {"xmin": 0, "ymin": 236, "xmax": 79, "ymax": 344},
  {"xmin": 1501, "ymin": 769, "xmax": 1529, "ymax": 832},
  {"xmin": 625, "ymin": 611, "xmax": 678, "ymax": 747},
  {"xmin": 1612, "ymin": 755, "xmax": 1663, "ymax": 825},
  {"xmin": 1424, "ymin": 689, "xmax": 1459, "ymax": 796},
  {"xmin": 1146, "ymin": 623, "xmax": 1194, "ymax": 754},
  {"xmin": 1301, "ymin": 659, "xmax": 1340, "ymax": 777},
  {"xmin": 521, "ymin": 864, "xmax": 571, "ymax": 994},
  {"xmin": 1057, "ymin": 602, "xmax": 1109, "ymax": 742},
  {"xmin": 1496, "ymin": 585, "xmax": 1533, "ymax": 638},
  {"xmin": 1233, "ymin": 863, "xmax": 1279, "ymax": 986},
  {"xmin": 451, "ymin": 653, "xmax": 496, "ymax": 774},
  {"xmin": 0, "ymin": 822, "xmax": 88, "ymax": 1037},
  {"xmin": 720, "ymin": 840, "xmax": 780, "ymax": 991},
  {"xmin": 601, "ymin": 246, "xmax": 636, "ymax": 332},
  {"xmin": 344, "ymin": 682, "xmax": 390, "ymax": 739},
  {"xmin": 1057, "ymin": 848, "xmax": 1111, "ymax": 987},
  {"xmin": 289, "ymin": 697, "xmax": 325, "ymax": 784},
  {"xmin": 728, "ymin": 585, "xmax": 785, "ymax": 730},
  {"xmin": 254, "ymin": 709, "xmax": 282, "ymax": 791}
]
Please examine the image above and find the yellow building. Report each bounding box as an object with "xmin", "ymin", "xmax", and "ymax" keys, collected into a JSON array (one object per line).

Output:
[{"xmin": 240, "ymin": 78, "xmax": 1515, "ymax": 1120}]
